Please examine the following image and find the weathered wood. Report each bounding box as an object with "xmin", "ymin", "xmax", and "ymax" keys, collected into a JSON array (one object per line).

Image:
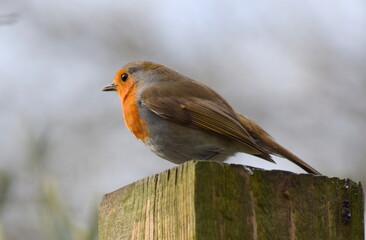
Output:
[{"xmin": 98, "ymin": 161, "xmax": 364, "ymax": 240}]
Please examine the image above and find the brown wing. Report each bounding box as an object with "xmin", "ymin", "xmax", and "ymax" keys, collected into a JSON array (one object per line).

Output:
[{"xmin": 141, "ymin": 83, "xmax": 265, "ymax": 156}]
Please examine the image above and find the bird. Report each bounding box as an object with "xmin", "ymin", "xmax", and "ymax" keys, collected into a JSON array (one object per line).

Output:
[{"xmin": 103, "ymin": 61, "xmax": 321, "ymax": 175}]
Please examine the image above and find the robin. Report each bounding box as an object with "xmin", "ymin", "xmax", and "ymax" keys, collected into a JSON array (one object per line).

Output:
[{"xmin": 103, "ymin": 61, "xmax": 321, "ymax": 175}]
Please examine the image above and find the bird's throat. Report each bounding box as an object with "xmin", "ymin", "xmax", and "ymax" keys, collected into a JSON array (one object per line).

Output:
[{"xmin": 119, "ymin": 82, "xmax": 149, "ymax": 141}]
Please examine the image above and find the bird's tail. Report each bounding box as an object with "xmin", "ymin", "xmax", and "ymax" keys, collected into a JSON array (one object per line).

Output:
[{"xmin": 237, "ymin": 113, "xmax": 321, "ymax": 175}]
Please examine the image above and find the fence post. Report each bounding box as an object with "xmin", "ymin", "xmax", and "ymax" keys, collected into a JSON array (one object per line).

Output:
[{"xmin": 98, "ymin": 161, "xmax": 364, "ymax": 240}]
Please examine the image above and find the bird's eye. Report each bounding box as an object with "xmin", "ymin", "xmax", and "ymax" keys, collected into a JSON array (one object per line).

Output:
[{"xmin": 121, "ymin": 73, "xmax": 128, "ymax": 82}]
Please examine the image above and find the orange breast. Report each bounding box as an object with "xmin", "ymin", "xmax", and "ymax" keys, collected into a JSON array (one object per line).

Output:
[{"xmin": 118, "ymin": 82, "xmax": 149, "ymax": 141}]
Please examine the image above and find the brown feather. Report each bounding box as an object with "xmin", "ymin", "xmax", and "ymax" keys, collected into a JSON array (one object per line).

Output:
[
  {"xmin": 237, "ymin": 113, "xmax": 321, "ymax": 175},
  {"xmin": 141, "ymin": 83, "xmax": 273, "ymax": 160}
]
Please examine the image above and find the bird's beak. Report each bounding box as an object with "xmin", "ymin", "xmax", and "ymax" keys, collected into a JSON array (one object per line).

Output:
[{"xmin": 102, "ymin": 83, "xmax": 117, "ymax": 91}]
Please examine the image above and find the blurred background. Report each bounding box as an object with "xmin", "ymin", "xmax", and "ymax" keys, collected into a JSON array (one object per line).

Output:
[{"xmin": 1, "ymin": 0, "xmax": 365, "ymax": 239}]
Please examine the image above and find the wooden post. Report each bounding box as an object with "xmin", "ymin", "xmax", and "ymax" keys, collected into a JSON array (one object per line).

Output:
[{"xmin": 98, "ymin": 161, "xmax": 364, "ymax": 240}]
